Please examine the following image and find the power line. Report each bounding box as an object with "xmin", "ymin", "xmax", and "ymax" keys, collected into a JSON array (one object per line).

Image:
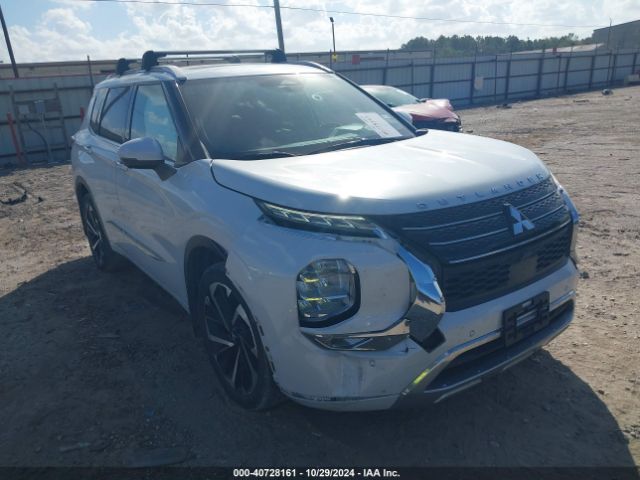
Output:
[{"xmin": 72, "ymin": 0, "xmax": 606, "ymax": 29}]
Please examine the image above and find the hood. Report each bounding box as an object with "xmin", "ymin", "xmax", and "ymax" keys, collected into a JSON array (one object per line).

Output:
[
  {"xmin": 394, "ymin": 99, "xmax": 459, "ymax": 122},
  {"xmin": 211, "ymin": 130, "xmax": 550, "ymax": 216}
]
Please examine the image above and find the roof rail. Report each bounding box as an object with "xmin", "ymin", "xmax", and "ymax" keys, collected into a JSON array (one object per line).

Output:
[
  {"xmin": 141, "ymin": 49, "xmax": 287, "ymax": 70},
  {"xmin": 294, "ymin": 61, "xmax": 333, "ymax": 73},
  {"xmin": 115, "ymin": 57, "xmax": 137, "ymax": 75}
]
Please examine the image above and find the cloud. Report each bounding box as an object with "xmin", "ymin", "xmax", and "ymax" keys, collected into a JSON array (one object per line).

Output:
[
  {"xmin": 50, "ymin": 0, "xmax": 94, "ymax": 9},
  {"xmin": 3, "ymin": 0, "xmax": 640, "ymax": 62},
  {"xmin": 41, "ymin": 7, "xmax": 92, "ymax": 34},
  {"xmin": 7, "ymin": 7, "xmax": 135, "ymax": 62}
]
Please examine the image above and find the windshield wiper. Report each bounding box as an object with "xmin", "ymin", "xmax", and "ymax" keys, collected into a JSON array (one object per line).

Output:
[
  {"xmin": 224, "ymin": 151, "xmax": 298, "ymax": 160},
  {"xmin": 307, "ymin": 137, "xmax": 404, "ymax": 155}
]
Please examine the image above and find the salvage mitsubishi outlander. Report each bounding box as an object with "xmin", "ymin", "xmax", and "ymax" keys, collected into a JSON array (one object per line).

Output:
[{"xmin": 71, "ymin": 50, "xmax": 580, "ymax": 411}]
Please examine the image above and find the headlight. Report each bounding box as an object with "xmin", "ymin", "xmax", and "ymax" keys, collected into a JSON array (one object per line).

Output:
[
  {"xmin": 552, "ymin": 174, "xmax": 580, "ymax": 263},
  {"xmin": 560, "ymin": 189, "xmax": 580, "ymax": 264},
  {"xmin": 297, "ymin": 259, "xmax": 359, "ymax": 327},
  {"xmin": 257, "ymin": 201, "xmax": 378, "ymax": 237},
  {"xmin": 559, "ymin": 187, "xmax": 579, "ymax": 224}
]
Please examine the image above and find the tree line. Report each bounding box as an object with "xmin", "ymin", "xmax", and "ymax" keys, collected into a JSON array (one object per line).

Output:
[{"xmin": 400, "ymin": 33, "xmax": 593, "ymax": 56}]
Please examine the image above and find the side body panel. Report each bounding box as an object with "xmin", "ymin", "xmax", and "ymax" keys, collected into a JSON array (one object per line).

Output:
[
  {"xmin": 114, "ymin": 162, "xmax": 210, "ymax": 306},
  {"xmin": 72, "ymin": 127, "xmax": 120, "ymax": 241}
]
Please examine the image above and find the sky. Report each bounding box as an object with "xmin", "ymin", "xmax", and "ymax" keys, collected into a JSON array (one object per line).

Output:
[{"xmin": 1, "ymin": 0, "xmax": 639, "ymax": 63}]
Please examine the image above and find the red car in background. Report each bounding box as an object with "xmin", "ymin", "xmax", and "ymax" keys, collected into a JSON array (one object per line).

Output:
[{"xmin": 362, "ymin": 85, "xmax": 462, "ymax": 132}]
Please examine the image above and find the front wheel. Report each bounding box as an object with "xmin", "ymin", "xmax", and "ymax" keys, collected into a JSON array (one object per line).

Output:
[{"xmin": 196, "ymin": 264, "xmax": 282, "ymax": 410}]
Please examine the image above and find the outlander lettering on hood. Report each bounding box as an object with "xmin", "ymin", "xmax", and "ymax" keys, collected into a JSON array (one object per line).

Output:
[{"xmin": 210, "ymin": 129, "xmax": 550, "ymax": 216}]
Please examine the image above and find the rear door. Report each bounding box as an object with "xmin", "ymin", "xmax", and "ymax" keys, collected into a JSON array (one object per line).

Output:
[{"xmin": 77, "ymin": 86, "xmax": 133, "ymax": 243}]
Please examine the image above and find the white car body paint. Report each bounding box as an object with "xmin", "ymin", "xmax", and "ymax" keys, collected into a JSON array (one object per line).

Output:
[
  {"xmin": 72, "ymin": 61, "xmax": 579, "ymax": 411},
  {"xmin": 212, "ymin": 130, "xmax": 547, "ymax": 215}
]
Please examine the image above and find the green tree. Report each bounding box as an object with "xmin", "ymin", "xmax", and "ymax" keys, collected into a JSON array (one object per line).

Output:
[{"xmin": 400, "ymin": 33, "xmax": 592, "ymax": 56}]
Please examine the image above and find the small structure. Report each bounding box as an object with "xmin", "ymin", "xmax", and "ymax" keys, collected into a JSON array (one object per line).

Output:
[{"xmin": 593, "ymin": 19, "xmax": 640, "ymax": 49}]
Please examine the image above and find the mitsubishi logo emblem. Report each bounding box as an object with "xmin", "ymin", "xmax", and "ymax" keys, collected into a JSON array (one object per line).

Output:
[{"xmin": 504, "ymin": 203, "xmax": 535, "ymax": 235}]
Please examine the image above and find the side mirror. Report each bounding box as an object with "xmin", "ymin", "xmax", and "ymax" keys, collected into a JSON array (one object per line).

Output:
[
  {"xmin": 419, "ymin": 98, "xmax": 429, "ymax": 103},
  {"xmin": 118, "ymin": 137, "xmax": 165, "ymax": 169}
]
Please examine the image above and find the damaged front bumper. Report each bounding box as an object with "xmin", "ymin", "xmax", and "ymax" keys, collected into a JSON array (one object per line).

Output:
[
  {"xmin": 395, "ymin": 291, "xmax": 575, "ymax": 407},
  {"xmin": 283, "ymin": 261, "xmax": 577, "ymax": 412},
  {"xmin": 300, "ymin": 244, "xmax": 446, "ymax": 353}
]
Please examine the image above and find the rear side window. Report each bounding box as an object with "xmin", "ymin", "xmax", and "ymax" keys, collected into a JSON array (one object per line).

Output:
[
  {"xmin": 89, "ymin": 89, "xmax": 107, "ymax": 133},
  {"xmin": 130, "ymin": 84, "xmax": 179, "ymax": 162},
  {"xmin": 99, "ymin": 87, "xmax": 132, "ymax": 143}
]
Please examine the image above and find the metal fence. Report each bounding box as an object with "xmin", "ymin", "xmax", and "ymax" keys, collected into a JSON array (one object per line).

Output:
[
  {"xmin": 0, "ymin": 73, "xmax": 108, "ymax": 166},
  {"xmin": 1, "ymin": 47, "xmax": 639, "ymax": 166},
  {"xmin": 332, "ymin": 47, "xmax": 640, "ymax": 104}
]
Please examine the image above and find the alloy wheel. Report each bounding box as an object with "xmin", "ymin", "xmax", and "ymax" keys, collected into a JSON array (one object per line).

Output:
[
  {"xmin": 84, "ymin": 202, "xmax": 105, "ymax": 267},
  {"xmin": 203, "ymin": 282, "xmax": 260, "ymax": 395}
]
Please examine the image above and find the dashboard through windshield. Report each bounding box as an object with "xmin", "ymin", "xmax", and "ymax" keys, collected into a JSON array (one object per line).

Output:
[{"xmin": 181, "ymin": 73, "xmax": 414, "ymax": 160}]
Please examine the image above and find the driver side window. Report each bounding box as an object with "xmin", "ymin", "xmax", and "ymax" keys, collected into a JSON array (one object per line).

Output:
[{"xmin": 130, "ymin": 84, "xmax": 179, "ymax": 163}]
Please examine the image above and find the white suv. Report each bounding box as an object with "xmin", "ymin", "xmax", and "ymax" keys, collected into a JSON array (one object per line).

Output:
[{"xmin": 71, "ymin": 50, "xmax": 580, "ymax": 411}]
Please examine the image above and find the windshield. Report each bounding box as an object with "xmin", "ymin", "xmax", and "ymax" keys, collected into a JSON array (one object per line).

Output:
[
  {"xmin": 363, "ymin": 86, "xmax": 420, "ymax": 108},
  {"xmin": 181, "ymin": 73, "xmax": 414, "ymax": 159}
]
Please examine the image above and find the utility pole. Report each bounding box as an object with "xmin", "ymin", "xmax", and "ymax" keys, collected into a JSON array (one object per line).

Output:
[
  {"xmin": 0, "ymin": 4, "xmax": 19, "ymax": 78},
  {"xmin": 330, "ymin": 17, "xmax": 336, "ymax": 54},
  {"xmin": 273, "ymin": 0, "xmax": 285, "ymax": 53}
]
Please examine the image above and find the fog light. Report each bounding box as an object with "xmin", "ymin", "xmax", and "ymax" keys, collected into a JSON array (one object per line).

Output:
[
  {"xmin": 297, "ymin": 259, "xmax": 358, "ymax": 327},
  {"xmin": 302, "ymin": 319, "xmax": 410, "ymax": 351}
]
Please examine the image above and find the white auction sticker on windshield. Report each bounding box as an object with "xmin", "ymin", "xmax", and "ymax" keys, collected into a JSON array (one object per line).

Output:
[{"xmin": 355, "ymin": 112, "xmax": 403, "ymax": 138}]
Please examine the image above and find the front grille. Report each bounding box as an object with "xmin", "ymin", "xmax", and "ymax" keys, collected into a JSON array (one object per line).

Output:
[
  {"xmin": 441, "ymin": 224, "xmax": 572, "ymax": 310},
  {"xmin": 372, "ymin": 177, "xmax": 573, "ymax": 311}
]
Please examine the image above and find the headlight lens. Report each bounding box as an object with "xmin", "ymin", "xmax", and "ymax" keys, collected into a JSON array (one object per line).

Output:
[
  {"xmin": 257, "ymin": 201, "xmax": 378, "ymax": 237},
  {"xmin": 561, "ymin": 189, "xmax": 580, "ymax": 264},
  {"xmin": 552, "ymin": 174, "xmax": 580, "ymax": 264},
  {"xmin": 297, "ymin": 259, "xmax": 359, "ymax": 326}
]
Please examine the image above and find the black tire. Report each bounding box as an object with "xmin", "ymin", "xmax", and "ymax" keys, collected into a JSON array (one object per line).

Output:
[
  {"xmin": 196, "ymin": 264, "xmax": 282, "ymax": 410},
  {"xmin": 80, "ymin": 194, "xmax": 126, "ymax": 272}
]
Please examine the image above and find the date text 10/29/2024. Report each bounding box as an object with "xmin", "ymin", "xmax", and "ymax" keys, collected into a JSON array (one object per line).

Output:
[{"xmin": 233, "ymin": 469, "xmax": 401, "ymax": 478}]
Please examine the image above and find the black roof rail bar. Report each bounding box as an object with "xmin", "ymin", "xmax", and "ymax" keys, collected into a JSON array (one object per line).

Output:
[
  {"xmin": 141, "ymin": 49, "xmax": 287, "ymax": 70},
  {"xmin": 115, "ymin": 57, "xmax": 137, "ymax": 75}
]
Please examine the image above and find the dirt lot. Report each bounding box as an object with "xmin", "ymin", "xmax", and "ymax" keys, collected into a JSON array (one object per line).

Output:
[{"xmin": 1, "ymin": 87, "xmax": 639, "ymax": 468}]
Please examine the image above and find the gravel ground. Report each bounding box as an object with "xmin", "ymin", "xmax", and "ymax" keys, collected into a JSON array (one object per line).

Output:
[{"xmin": 0, "ymin": 86, "xmax": 639, "ymax": 467}]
